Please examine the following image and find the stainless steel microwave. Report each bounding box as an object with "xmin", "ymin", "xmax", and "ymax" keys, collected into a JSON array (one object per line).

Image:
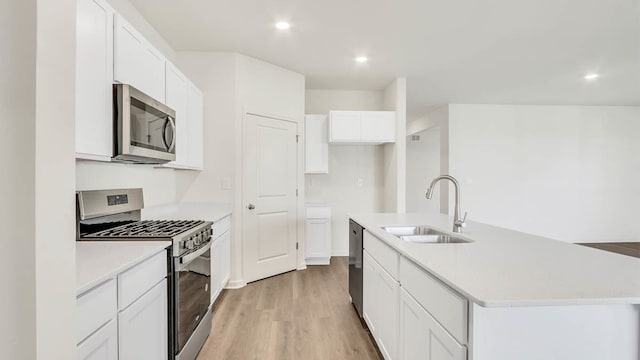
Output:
[{"xmin": 113, "ymin": 84, "xmax": 176, "ymax": 163}]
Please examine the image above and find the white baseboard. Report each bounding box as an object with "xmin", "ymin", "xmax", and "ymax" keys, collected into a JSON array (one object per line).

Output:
[
  {"xmin": 305, "ymin": 257, "xmax": 331, "ymax": 265},
  {"xmin": 224, "ymin": 279, "xmax": 247, "ymax": 289}
]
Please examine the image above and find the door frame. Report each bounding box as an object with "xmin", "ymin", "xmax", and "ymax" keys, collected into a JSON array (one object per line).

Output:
[{"xmin": 238, "ymin": 110, "xmax": 306, "ymax": 285}]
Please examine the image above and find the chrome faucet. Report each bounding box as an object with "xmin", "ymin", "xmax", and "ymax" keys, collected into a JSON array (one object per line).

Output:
[{"xmin": 425, "ymin": 175, "xmax": 467, "ymax": 233}]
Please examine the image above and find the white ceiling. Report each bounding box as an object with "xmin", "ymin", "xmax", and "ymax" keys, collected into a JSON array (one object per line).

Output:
[{"xmin": 127, "ymin": 0, "xmax": 640, "ymax": 117}]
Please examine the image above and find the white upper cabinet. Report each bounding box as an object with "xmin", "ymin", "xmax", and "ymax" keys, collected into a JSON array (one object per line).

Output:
[
  {"xmin": 164, "ymin": 62, "xmax": 189, "ymax": 167},
  {"xmin": 329, "ymin": 110, "xmax": 396, "ymax": 144},
  {"xmin": 305, "ymin": 114, "xmax": 329, "ymax": 173},
  {"xmin": 329, "ymin": 111, "xmax": 361, "ymax": 142},
  {"xmin": 114, "ymin": 14, "xmax": 165, "ymax": 103},
  {"xmin": 361, "ymin": 111, "xmax": 396, "ymax": 142},
  {"xmin": 75, "ymin": 0, "xmax": 114, "ymax": 161},
  {"xmin": 186, "ymin": 82, "xmax": 204, "ymax": 170}
]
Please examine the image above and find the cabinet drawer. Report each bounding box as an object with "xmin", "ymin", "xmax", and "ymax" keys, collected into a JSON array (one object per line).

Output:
[
  {"xmin": 77, "ymin": 278, "xmax": 117, "ymax": 344},
  {"xmin": 118, "ymin": 250, "xmax": 167, "ymax": 310},
  {"xmin": 400, "ymin": 257, "xmax": 468, "ymax": 344},
  {"xmin": 213, "ymin": 215, "xmax": 231, "ymax": 239},
  {"xmin": 305, "ymin": 206, "xmax": 331, "ymax": 219},
  {"xmin": 364, "ymin": 230, "xmax": 399, "ymax": 280}
]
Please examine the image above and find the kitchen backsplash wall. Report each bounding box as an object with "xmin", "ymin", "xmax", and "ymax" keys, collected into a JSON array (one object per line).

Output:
[{"xmin": 76, "ymin": 161, "xmax": 178, "ymax": 207}]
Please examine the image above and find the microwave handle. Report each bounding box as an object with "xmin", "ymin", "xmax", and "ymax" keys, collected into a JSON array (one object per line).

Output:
[{"xmin": 163, "ymin": 117, "xmax": 176, "ymax": 152}]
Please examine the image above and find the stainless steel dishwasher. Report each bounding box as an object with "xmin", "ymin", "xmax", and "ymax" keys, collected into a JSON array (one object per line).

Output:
[{"xmin": 349, "ymin": 219, "xmax": 364, "ymax": 319}]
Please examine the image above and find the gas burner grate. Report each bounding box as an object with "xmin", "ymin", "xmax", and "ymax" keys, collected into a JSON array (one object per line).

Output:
[{"xmin": 87, "ymin": 220, "xmax": 204, "ymax": 238}]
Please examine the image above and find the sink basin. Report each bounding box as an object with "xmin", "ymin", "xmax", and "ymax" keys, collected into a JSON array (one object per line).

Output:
[{"xmin": 380, "ymin": 226, "xmax": 472, "ymax": 244}]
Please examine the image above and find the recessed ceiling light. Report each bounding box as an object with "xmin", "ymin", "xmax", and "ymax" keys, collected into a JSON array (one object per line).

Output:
[
  {"xmin": 275, "ymin": 22, "xmax": 291, "ymax": 30},
  {"xmin": 355, "ymin": 56, "xmax": 368, "ymax": 63},
  {"xmin": 584, "ymin": 73, "xmax": 600, "ymax": 81}
]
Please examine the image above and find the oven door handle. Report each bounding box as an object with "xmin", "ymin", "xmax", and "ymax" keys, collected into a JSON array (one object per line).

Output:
[{"xmin": 178, "ymin": 241, "xmax": 212, "ymax": 269}]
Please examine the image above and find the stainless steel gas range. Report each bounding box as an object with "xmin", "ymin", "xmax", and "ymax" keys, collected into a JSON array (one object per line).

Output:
[{"xmin": 76, "ymin": 188, "xmax": 212, "ymax": 360}]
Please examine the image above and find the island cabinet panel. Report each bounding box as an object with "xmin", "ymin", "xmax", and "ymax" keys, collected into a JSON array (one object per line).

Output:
[
  {"xmin": 399, "ymin": 288, "xmax": 467, "ymax": 360},
  {"xmin": 399, "ymin": 256, "xmax": 468, "ymax": 345},
  {"xmin": 364, "ymin": 230, "xmax": 399, "ymax": 279},
  {"xmin": 363, "ymin": 250, "xmax": 399, "ymax": 360}
]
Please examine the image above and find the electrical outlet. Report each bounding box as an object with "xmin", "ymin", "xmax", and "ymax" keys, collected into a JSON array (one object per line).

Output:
[{"xmin": 222, "ymin": 177, "xmax": 232, "ymax": 190}]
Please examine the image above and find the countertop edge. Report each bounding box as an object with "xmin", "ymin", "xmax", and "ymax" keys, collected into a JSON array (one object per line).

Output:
[
  {"xmin": 349, "ymin": 213, "xmax": 640, "ymax": 308},
  {"xmin": 76, "ymin": 241, "xmax": 171, "ymax": 296}
]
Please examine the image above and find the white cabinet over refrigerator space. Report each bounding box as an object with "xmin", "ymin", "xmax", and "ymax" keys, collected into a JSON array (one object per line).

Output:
[
  {"xmin": 329, "ymin": 111, "xmax": 396, "ymax": 144},
  {"xmin": 305, "ymin": 114, "xmax": 329, "ymax": 174},
  {"xmin": 75, "ymin": 0, "xmax": 114, "ymax": 161},
  {"xmin": 114, "ymin": 14, "xmax": 165, "ymax": 103}
]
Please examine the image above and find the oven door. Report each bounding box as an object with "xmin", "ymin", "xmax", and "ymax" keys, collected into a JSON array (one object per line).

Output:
[
  {"xmin": 173, "ymin": 242, "xmax": 211, "ymax": 356},
  {"xmin": 114, "ymin": 84, "xmax": 177, "ymax": 163}
]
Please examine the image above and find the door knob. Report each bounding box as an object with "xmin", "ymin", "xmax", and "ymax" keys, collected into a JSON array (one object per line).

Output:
[{"xmin": 247, "ymin": 204, "xmax": 255, "ymax": 210}]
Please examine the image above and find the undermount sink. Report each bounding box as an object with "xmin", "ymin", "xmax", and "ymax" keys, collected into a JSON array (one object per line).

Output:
[{"xmin": 381, "ymin": 226, "xmax": 472, "ymax": 244}]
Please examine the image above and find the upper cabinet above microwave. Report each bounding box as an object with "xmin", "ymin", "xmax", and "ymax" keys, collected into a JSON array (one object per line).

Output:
[
  {"xmin": 114, "ymin": 14, "xmax": 166, "ymax": 103},
  {"xmin": 75, "ymin": 0, "xmax": 114, "ymax": 161},
  {"xmin": 329, "ymin": 111, "xmax": 396, "ymax": 144},
  {"xmin": 75, "ymin": 0, "xmax": 204, "ymax": 169}
]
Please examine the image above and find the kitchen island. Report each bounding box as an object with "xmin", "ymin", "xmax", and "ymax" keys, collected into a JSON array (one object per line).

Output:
[{"xmin": 350, "ymin": 213, "xmax": 640, "ymax": 360}]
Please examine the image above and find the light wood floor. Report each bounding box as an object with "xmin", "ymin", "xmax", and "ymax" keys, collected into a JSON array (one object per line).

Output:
[{"xmin": 196, "ymin": 257, "xmax": 381, "ymax": 360}]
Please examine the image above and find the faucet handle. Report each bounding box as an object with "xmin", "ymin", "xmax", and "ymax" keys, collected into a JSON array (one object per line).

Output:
[{"xmin": 456, "ymin": 212, "xmax": 468, "ymax": 227}]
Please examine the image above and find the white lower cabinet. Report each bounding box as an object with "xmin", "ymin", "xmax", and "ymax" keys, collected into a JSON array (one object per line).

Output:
[
  {"xmin": 363, "ymin": 250, "xmax": 399, "ymax": 360},
  {"xmin": 118, "ymin": 280, "xmax": 168, "ymax": 360},
  {"xmin": 76, "ymin": 250, "xmax": 169, "ymax": 360},
  {"xmin": 399, "ymin": 288, "xmax": 467, "ymax": 360},
  {"xmin": 77, "ymin": 319, "xmax": 118, "ymax": 360},
  {"xmin": 362, "ymin": 229, "xmax": 467, "ymax": 360},
  {"xmin": 210, "ymin": 215, "xmax": 232, "ymax": 303},
  {"xmin": 305, "ymin": 205, "xmax": 331, "ymax": 265}
]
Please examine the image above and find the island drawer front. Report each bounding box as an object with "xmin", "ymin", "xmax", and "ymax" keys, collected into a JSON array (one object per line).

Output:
[
  {"xmin": 213, "ymin": 215, "xmax": 231, "ymax": 239},
  {"xmin": 364, "ymin": 230, "xmax": 399, "ymax": 280},
  {"xmin": 77, "ymin": 278, "xmax": 117, "ymax": 344},
  {"xmin": 400, "ymin": 257, "xmax": 468, "ymax": 345},
  {"xmin": 118, "ymin": 250, "xmax": 167, "ymax": 310}
]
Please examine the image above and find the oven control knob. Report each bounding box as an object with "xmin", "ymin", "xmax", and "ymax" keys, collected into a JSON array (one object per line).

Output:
[{"xmin": 186, "ymin": 239, "xmax": 195, "ymax": 250}]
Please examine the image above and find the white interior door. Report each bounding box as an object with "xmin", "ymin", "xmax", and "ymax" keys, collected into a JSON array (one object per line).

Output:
[{"xmin": 243, "ymin": 113, "xmax": 298, "ymax": 283}]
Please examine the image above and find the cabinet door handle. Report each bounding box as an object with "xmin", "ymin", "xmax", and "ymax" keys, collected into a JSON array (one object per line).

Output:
[{"xmin": 247, "ymin": 204, "xmax": 255, "ymax": 210}]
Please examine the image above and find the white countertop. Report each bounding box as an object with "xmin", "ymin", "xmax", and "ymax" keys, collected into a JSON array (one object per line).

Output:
[
  {"xmin": 350, "ymin": 213, "xmax": 640, "ymax": 307},
  {"xmin": 76, "ymin": 241, "xmax": 171, "ymax": 295},
  {"xmin": 142, "ymin": 202, "xmax": 232, "ymax": 222}
]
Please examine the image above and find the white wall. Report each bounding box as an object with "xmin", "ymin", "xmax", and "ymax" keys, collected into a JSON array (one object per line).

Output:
[
  {"xmin": 36, "ymin": 0, "xmax": 78, "ymax": 358},
  {"xmin": 383, "ymin": 78, "xmax": 407, "ymax": 212},
  {"xmin": 76, "ymin": 161, "xmax": 178, "ymax": 207},
  {"xmin": 447, "ymin": 104, "xmax": 640, "ymax": 243},
  {"xmin": 175, "ymin": 52, "xmax": 237, "ymax": 205},
  {"xmin": 175, "ymin": 52, "xmax": 305, "ymax": 285},
  {"xmin": 406, "ymin": 127, "xmax": 441, "ymax": 213},
  {"xmin": 407, "ymin": 105, "xmax": 451, "ymax": 212},
  {"xmin": 1, "ymin": 1, "xmax": 36, "ymax": 358},
  {"xmin": 305, "ymin": 90, "xmax": 385, "ymax": 255}
]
